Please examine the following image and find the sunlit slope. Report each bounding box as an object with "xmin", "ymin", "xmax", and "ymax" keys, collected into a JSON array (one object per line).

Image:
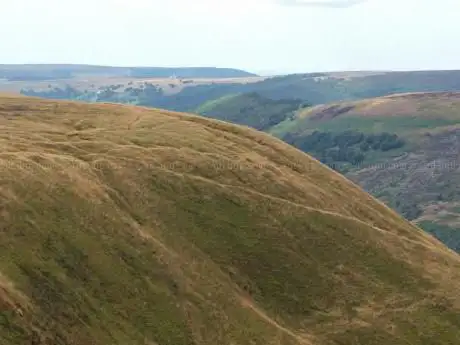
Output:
[
  {"xmin": 0, "ymin": 96, "xmax": 460, "ymax": 345},
  {"xmin": 271, "ymin": 91, "xmax": 460, "ymax": 137}
]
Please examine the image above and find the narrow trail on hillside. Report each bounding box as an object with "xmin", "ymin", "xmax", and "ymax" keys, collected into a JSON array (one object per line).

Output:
[
  {"xmin": 160, "ymin": 167, "xmax": 454, "ymax": 256},
  {"xmin": 127, "ymin": 113, "xmax": 144, "ymax": 130},
  {"xmin": 240, "ymin": 297, "xmax": 314, "ymax": 345}
]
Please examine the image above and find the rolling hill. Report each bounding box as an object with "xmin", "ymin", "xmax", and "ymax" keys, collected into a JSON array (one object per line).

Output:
[
  {"xmin": 272, "ymin": 92, "xmax": 460, "ymax": 251},
  {"xmin": 18, "ymin": 70, "xmax": 460, "ymax": 113},
  {"xmin": 1, "ymin": 95, "xmax": 460, "ymax": 345}
]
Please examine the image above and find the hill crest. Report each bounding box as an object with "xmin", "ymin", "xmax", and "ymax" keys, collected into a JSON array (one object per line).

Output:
[
  {"xmin": 296, "ymin": 91, "xmax": 460, "ymax": 121},
  {"xmin": 1, "ymin": 95, "xmax": 460, "ymax": 345}
]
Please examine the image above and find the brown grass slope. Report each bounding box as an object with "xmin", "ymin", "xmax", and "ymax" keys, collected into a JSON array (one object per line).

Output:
[
  {"xmin": 295, "ymin": 91, "xmax": 460, "ymax": 122},
  {"xmin": 0, "ymin": 95, "xmax": 460, "ymax": 345}
]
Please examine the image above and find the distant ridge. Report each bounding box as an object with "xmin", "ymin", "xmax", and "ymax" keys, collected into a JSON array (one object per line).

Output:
[{"xmin": 0, "ymin": 64, "xmax": 257, "ymax": 81}]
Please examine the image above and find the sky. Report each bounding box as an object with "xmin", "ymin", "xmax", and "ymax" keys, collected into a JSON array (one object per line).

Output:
[{"xmin": 2, "ymin": 0, "xmax": 460, "ymax": 74}]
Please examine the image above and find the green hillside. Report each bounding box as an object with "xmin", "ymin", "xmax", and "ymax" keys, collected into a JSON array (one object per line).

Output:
[
  {"xmin": 1, "ymin": 95, "xmax": 460, "ymax": 345},
  {"xmin": 195, "ymin": 92, "xmax": 308, "ymax": 130}
]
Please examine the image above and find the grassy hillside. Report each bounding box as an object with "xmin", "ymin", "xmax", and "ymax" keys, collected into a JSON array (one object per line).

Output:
[
  {"xmin": 272, "ymin": 91, "xmax": 460, "ymax": 136},
  {"xmin": 195, "ymin": 92, "xmax": 308, "ymax": 130},
  {"xmin": 1, "ymin": 95, "xmax": 460, "ymax": 345},
  {"xmin": 272, "ymin": 92, "xmax": 460, "ymax": 251}
]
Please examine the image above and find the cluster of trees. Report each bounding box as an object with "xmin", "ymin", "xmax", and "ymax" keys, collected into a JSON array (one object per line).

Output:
[
  {"xmin": 22, "ymin": 85, "xmax": 85, "ymax": 100},
  {"xmin": 418, "ymin": 221, "xmax": 460, "ymax": 253},
  {"xmin": 283, "ymin": 130, "xmax": 405, "ymax": 170},
  {"xmin": 21, "ymin": 83, "xmax": 165, "ymax": 105},
  {"xmin": 89, "ymin": 83, "xmax": 165, "ymax": 105}
]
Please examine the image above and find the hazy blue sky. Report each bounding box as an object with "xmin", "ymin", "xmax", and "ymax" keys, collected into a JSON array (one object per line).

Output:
[{"xmin": 2, "ymin": 0, "xmax": 459, "ymax": 74}]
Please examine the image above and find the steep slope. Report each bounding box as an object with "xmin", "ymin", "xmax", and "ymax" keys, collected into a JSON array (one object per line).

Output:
[
  {"xmin": 1, "ymin": 95, "xmax": 460, "ymax": 345},
  {"xmin": 272, "ymin": 92, "xmax": 460, "ymax": 251},
  {"xmin": 195, "ymin": 92, "xmax": 307, "ymax": 130}
]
